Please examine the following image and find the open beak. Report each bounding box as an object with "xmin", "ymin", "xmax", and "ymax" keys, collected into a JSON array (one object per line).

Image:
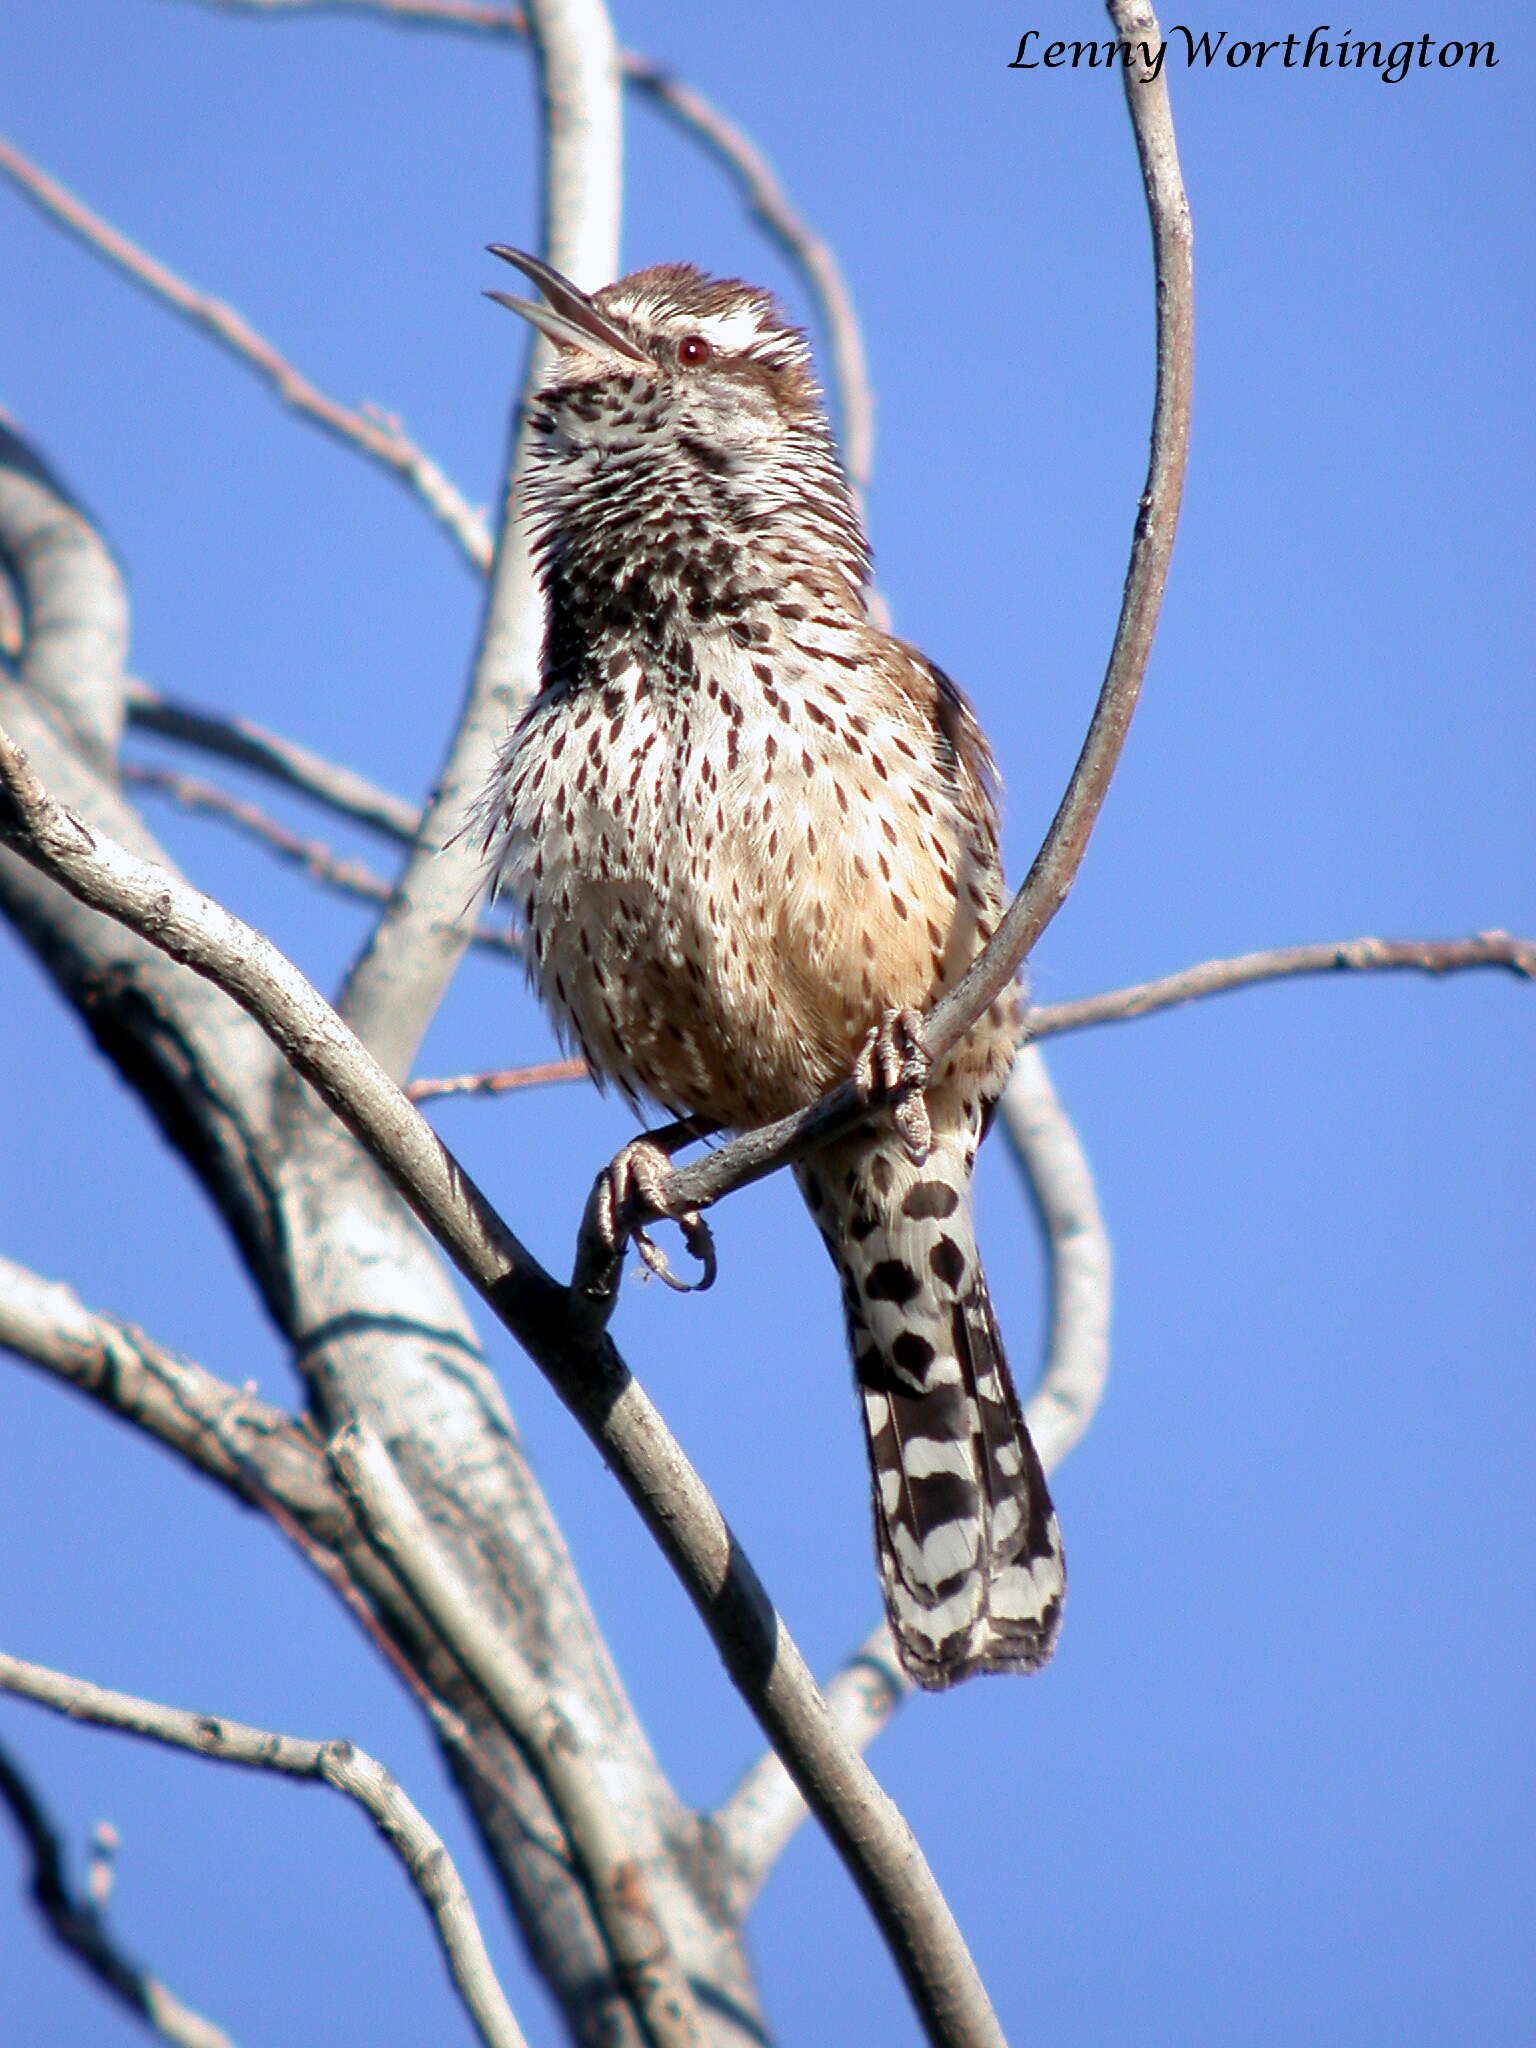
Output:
[{"xmin": 484, "ymin": 245, "xmax": 649, "ymax": 365}]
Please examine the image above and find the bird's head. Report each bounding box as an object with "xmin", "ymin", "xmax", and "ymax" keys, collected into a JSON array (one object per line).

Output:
[
  {"xmin": 486, "ymin": 245, "xmax": 828, "ymax": 462},
  {"xmin": 486, "ymin": 248, "xmax": 869, "ymax": 598}
]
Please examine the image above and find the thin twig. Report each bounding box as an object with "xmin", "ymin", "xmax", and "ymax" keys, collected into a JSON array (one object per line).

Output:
[
  {"xmin": 0, "ymin": 1740, "xmax": 237, "ymax": 2048},
  {"xmin": 0, "ymin": 1654, "xmax": 531, "ymax": 2048},
  {"xmin": 0, "ymin": 732, "xmax": 1009, "ymax": 2048},
  {"xmin": 125, "ymin": 679, "xmax": 421, "ymax": 845},
  {"xmin": 407, "ymin": 1058, "xmax": 587, "ymax": 1101},
  {"xmin": 332, "ymin": 1425, "xmax": 704, "ymax": 2048},
  {"xmin": 1026, "ymin": 931, "xmax": 1536, "ymax": 1038},
  {"xmin": 0, "ymin": 136, "xmax": 492, "ymax": 574},
  {"xmin": 180, "ymin": 0, "xmax": 877, "ymax": 494},
  {"xmin": 124, "ymin": 762, "xmax": 521, "ymax": 957}
]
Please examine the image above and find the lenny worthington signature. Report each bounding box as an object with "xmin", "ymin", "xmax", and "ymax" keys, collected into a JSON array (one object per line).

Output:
[{"xmin": 1007, "ymin": 26, "xmax": 1499, "ymax": 82}]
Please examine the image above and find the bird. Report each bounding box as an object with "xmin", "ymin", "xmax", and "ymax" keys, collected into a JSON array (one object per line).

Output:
[{"xmin": 477, "ymin": 246, "xmax": 1064, "ymax": 1688}]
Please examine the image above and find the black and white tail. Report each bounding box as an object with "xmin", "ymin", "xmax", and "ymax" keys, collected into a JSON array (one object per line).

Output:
[{"xmin": 797, "ymin": 1101, "xmax": 1065, "ymax": 1688}]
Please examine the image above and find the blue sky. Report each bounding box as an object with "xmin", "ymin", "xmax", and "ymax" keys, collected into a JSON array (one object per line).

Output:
[{"xmin": 0, "ymin": 3, "xmax": 1530, "ymax": 2043}]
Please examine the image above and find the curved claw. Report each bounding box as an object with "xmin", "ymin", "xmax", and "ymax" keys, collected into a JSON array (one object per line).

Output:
[
  {"xmin": 571, "ymin": 1126, "xmax": 719, "ymax": 1321},
  {"xmin": 633, "ymin": 1210, "xmax": 718, "ymax": 1293}
]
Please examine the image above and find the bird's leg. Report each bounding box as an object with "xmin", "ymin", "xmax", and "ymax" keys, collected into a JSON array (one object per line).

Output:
[
  {"xmin": 571, "ymin": 1118, "xmax": 718, "ymax": 1326},
  {"xmin": 854, "ymin": 1007, "xmax": 934, "ymax": 1165}
]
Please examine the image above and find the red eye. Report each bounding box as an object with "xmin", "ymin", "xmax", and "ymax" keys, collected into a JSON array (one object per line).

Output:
[{"xmin": 677, "ymin": 334, "xmax": 712, "ymax": 366}]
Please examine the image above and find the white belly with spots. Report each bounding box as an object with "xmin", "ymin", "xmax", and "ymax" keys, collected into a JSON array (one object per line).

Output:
[{"xmin": 483, "ymin": 639, "xmax": 1006, "ymax": 1125}]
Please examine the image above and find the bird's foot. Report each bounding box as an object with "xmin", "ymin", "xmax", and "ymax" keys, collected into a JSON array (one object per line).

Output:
[
  {"xmin": 854, "ymin": 1007, "xmax": 933, "ymax": 1164},
  {"xmin": 572, "ymin": 1123, "xmax": 717, "ymax": 1326}
]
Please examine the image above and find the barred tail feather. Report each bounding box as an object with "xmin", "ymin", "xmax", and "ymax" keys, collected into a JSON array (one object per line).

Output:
[{"xmin": 797, "ymin": 1109, "xmax": 1065, "ymax": 1689}]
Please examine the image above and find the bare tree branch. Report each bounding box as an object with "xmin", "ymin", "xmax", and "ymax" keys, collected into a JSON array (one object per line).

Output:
[
  {"xmin": 123, "ymin": 763, "xmax": 522, "ymax": 958},
  {"xmin": 125, "ymin": 680, "xmax": 422, "ymax": 845},
  {"xmin": 0, "ymin": 1740, "xmax": 237, "ymax": 2048},
  {"xmin": 1026, "ymin": 932, "xmax": 1536, "ymax": 1039},
  {"xmin": 402, "ymin": 927, "xmax": 1536, "ymax": 1105},
  {"xmin": 0, "ymin": 1252, "xmax": 597, "ymax": 1897},
  {"xmin": 0, "ymin": 137, "xmax": 492, "ymax": 575},
  {"xmin": 408, "ymin": 1057, "xmax": 588, "ymax": 1101},
  {"xmin": 0, "ymin": 733, "xmax": 1009, "ymax": 2048},
  {"xmin": 332, "ymin": 1426, "xmax": 705, "ymax": 2048},
  {"xmin": 0, "ymin": 1655, "xmax": 531, "ymax": 2048},
  {"xmin": 179, "ymin": 0, "xmax": 878, "ymax": 495}
]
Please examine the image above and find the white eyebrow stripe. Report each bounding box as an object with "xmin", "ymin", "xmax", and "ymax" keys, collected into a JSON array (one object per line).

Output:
[{"xmin": 692, "ymin": 307, "xmax": 775, "ymax": 352}]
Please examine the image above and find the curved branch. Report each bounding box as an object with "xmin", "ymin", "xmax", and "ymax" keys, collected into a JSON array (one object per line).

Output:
[
  {"xmin": 0, "ymin": 137, "xmax": 492, "ymax": 575},
  {"xmin": 0, "ymin": 1655, "xmax": 530, "ymax": 2048},
  {"xmin": 1026, "ymin": 931, "xmax": 1536, "ymax": 1039},
  {"xmin": 0, "ymin": 733, "xmax": 1008, "ymax": 2048},
  {"xmin": 924, "ymin": 0, "xmax": 1192, "ymax": 1046},
  {"xmin": 0, "ymin": 1740, "xmax": 236, "ymax": 2048}
]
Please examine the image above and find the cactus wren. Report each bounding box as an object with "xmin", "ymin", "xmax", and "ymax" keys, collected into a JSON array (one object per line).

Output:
[{"xmin": 478, "ymin": 248, "xmax": 1064, "ymax": 1687}]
